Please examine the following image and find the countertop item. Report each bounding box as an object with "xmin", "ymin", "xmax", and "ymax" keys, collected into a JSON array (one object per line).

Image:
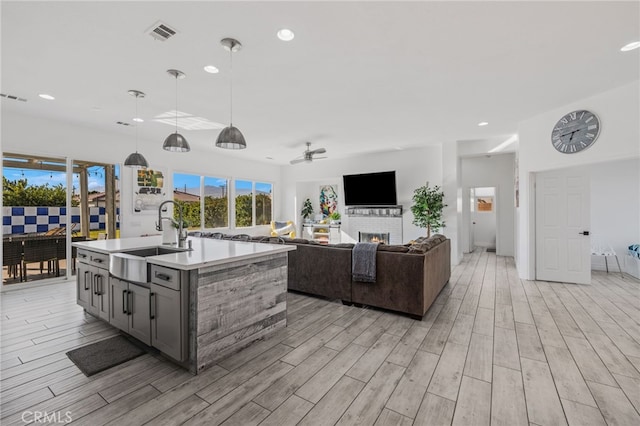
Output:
[{"xmin": 73, "ymin": 236, "xmax": 295, "ymax": 271}]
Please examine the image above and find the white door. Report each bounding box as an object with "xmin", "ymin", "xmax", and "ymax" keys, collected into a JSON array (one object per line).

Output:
[{"xmin": 535, "ymin": 169, "xmax": 590, "ymax": 284}]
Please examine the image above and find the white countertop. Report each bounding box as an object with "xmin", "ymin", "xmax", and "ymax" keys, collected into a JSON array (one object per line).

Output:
[{"xmin": 73, "ymin": 236, "xmax": 295, "ymax": 271}]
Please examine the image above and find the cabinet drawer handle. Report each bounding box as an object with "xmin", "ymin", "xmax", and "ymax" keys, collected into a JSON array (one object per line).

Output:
[
  {"xmin": 122, "ymin": 290, "xmax": 128, "ymax": 314},
  {"xmin": 128, "ymin": 290, "xmax": 133, "ymax": 316},
  {"xmin": 84, "ymin": 271, "xmax": 90, "ymax": 291},
  {"xmin": 93, "ymin": 275, "xmax": 98, "ymax": 295},
  {"xmin": 78, "ymin": 253, "xmax": 87, "ymax": 259},
  {"xmin": 96, "ymin": 275, "xmax": 102, "ymax": 295},
  {"xmin": 150, "ymin": 293, "xmax": 156, "ymax": 320},
  {"xmin": 155, "ymin": 272, "xmax": 172, "ymax": 281},
  {"xmin": 93, "ymin": 258, "xmax": 104, "ymax": 264}
]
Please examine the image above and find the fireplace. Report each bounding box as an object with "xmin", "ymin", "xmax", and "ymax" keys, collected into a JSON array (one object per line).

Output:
[{"xmin": 359, "ymin": 232, "xmax": 390, "ymax": 244}]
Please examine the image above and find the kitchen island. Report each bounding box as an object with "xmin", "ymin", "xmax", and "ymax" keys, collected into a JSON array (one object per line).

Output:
[{"xmin": 73, "ymin": 236, "xmax": 295, "ymax": 374}]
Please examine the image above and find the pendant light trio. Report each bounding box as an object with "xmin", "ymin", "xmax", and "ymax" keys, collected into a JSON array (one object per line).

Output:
[{"xmin": 124, "ymin": 37, "xmax": 245, "ymax": 168}]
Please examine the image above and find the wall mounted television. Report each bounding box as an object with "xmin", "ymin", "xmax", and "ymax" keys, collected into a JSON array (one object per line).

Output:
[{"xmin": 343, "ymin": 171, "xmax": 397, "ymax": 206}]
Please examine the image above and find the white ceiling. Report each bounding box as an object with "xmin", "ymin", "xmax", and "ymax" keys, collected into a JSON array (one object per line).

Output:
[{"xmin": 2, "ymin": 1, "xmax": 638, "ymax": 164}]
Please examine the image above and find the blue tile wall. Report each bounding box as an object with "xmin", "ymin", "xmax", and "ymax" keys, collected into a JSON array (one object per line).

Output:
[{"xmin": 2, "ymin": 207, "xmax": 120, "ymax": 235}]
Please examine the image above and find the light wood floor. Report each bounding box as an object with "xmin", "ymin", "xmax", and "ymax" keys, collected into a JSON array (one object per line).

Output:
[{"xmin": 1, "ymin": 251, "xmax": 639, "ymax": 425}]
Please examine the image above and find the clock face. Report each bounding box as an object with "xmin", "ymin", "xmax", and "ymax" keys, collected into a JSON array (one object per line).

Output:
[{"xmin": 551, "ymin": 110, "xmax": 600, "ymax": 154}]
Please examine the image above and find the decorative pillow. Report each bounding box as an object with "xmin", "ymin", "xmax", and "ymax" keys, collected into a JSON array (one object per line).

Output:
[{"xmin": 274, "ymin": 221, "xmax": 288, "ymax": 229}]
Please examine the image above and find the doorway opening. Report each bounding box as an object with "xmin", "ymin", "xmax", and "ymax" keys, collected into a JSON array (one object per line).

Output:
[{"xmin": 469, "ymin": 187, "xmax": 497, "ymax": 252}]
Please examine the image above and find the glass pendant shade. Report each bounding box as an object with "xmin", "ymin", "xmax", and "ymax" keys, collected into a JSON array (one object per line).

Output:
[
  {"xmin": 215, "ymin": 126, "xmax": 246, "ymax": 149},
  {"xmin": 124, "ymin": 152, "xmax": 149, "ymax": 168},
  {"xmin": 124, "ymin": 90, "xmax": 148, "ymax": 168},
  {"xmin": 163, "ymin": 69, "xmax": 190, "ymax": 153},
  {"xmin": 216, "ymin": 38, "xmax": 247, "ymax": 150},
  {"xmin": 163, "ymin": 132, "xmax": 190, "ymax": 152}
]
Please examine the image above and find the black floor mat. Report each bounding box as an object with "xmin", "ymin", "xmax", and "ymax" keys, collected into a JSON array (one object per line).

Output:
[{"xmin": 66, "ymin": 335, "xmax": 146, "ymax": 376}]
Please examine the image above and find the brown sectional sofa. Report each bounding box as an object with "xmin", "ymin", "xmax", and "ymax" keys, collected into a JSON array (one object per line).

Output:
[
  {"xmin": 285, "ymin": 235, "xmax": 451, "ymax": 319},
  {"xmin": 189, "ymin": 232, "xmax": 451, "ymax": 319}
]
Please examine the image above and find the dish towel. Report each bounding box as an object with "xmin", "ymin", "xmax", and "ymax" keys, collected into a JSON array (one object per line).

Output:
[{"xmin": 352, "ymin": 242, "xmax": 378, "ymax": 283}]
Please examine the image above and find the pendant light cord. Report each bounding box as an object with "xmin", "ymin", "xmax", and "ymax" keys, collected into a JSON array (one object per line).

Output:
[
  {"xmin": 229, "ymin": 46, "xmax": 233, "ymax": 126},
  {"xmin": 135, "ymin": 94, "xmax": 139, "ymax": 153},
  {"xmin": 175, "ymin": 75, "xmax": 179, "ymax": 133}
]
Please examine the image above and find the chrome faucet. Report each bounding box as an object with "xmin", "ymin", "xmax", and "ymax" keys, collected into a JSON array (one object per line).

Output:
[{"xmin": 156, "ymin": 200, "xmax": 187, "ymax": 248}]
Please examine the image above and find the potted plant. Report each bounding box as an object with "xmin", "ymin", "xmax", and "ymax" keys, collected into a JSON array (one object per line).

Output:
[
  {"xmin": 329, "ymin": 211, "xmax": 341, "ymax": 224},
  {"xmin": 411, "ymin": 182, "xmax": 446, "ymax": 237},
  {"xmin": 301, "ymin": 198, "xmax": 314, "ymax": 223}
]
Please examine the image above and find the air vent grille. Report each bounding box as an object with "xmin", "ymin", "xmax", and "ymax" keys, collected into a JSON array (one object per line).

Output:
[
  {"xmin": 0, "ymin": 93, "xmax": 27, "ymax": 102},
  {"xmin": 116, "ymin": 121, "xmax": 131, "ymax": 126},
  {"xmin": 146, "ymin": 21, "xmax": 177, "ymax": 41}
]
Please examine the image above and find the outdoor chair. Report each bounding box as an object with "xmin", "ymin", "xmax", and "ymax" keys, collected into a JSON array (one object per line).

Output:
[
  {"xmin": 3, "ymin": 240, "xmax": 24, "ymax": 282},
  {"xmin": 23, "ymin": 237, "xmax": 59, "ymax": 278}
]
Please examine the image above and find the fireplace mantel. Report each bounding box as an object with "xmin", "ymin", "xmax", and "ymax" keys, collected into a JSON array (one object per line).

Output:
[{"xmin": 345, "ymin": 206, "xmax": 402, "ymax": 217}]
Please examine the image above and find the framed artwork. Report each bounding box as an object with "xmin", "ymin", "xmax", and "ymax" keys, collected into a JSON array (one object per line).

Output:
[
  {"xmin": 132, "ymin": 167, "xmax": 168, "ymax": 213},
  {"xmin": 319, "ymin": 185, "xmax": 338, "ymax": 216},
  {"xmin": 477, "ymin": 196, "xmax": 494, "ymax": 212}
]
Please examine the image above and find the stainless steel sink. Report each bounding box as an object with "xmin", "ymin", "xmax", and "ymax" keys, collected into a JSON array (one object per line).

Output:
[
  {"xmin": 120, "ymin": 246, "xmax": 187, "ymax": 258},
  {"xmin": 110, "ymin": 246, "xmax": 187, "ymax": 283}
]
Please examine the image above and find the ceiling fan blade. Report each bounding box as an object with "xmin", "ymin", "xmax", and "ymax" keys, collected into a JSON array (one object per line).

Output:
[
  {"xmin": 310, "ymin": 148, "xmax": 326, "ymax": 155},
  {"xmin": 290, "ymin": 158, "xmax": 306, "ymax": 165}
]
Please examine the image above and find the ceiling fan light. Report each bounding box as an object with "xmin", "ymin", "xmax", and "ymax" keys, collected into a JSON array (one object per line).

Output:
[
  {"xmin": 124, "ymin": 152, "xmax": 148, "ymax": 169},
  {"xmin": 163, "ymin": 132, "xmax": 191, "ymax": 152},
  {"xmin": 215, "ymin": 125, "xmax": 246, "ymax": 149}
]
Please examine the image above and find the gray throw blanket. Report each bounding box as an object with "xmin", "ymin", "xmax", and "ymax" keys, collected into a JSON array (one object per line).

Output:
[{"xmin": 352, "ymin": 242, "xmax": 378, "ymax": 283}]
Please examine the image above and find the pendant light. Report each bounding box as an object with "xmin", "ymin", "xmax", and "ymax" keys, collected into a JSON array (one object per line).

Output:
[
  {"xmin": 215, "ymin": 37, "xmax": 246, "ymax": 150},
  {"xmin": 163, "ymin": 69, "xmax": 191, "ymax": 152},
  {"xmin": 124, "ymin": 90, "xmax": 149, "ymax": 168}
]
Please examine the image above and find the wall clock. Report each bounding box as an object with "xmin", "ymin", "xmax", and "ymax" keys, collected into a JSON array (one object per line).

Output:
[{"xmin": 551, "ymin": 110, "xmax": 600, "ymax": 154}]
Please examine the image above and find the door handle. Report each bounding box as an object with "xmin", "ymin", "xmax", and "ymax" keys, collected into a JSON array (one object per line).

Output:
[
  {"xmin": 128, "ymin": 290, "xmax": 133, "ymax": 316},
  {"xmin": 93, "ymin": 276, "xmax": 98, "ymax": 295},
  {"xmin": 579, "ymin": 231, "xmax": 590, "ymax": 236},
  {"xmin": 150, "ymin": 293, "xmax": 156, "ymax": 320},
  {"xmin": 84, "ymin": 271, "xmax": 90, "ymax": 290},
  {"xmin": 122, "ymin": 289, "xmax": 128, "ymax": 314}
]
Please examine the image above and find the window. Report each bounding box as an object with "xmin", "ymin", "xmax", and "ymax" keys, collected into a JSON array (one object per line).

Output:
[
  {"xmin": 255, "ymin": 182, "xmax": 272, "ymax": 225},
  {"xmin": 235, "ymin": 180, "xmax": 253, "ymax": 228},
  {"xmin": 204, "ymin": 176, "xmax": 228, "ymax": 228},
  {"xmin": 173, "ymin": 173, "xmax": 201, "ymax": 229},
  {"xmin": 173, "ymin": 173, "xmax": 229, "ymax": 230}
]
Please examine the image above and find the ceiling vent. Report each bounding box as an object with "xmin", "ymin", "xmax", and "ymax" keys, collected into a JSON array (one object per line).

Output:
[
  {"xmin": 116, "ymin": 121, "xmax": 131, "ymax": 126},
  {"xmin": 146, "ymin": 21, "xmax": 177, "ymax": 41},
  {"xmin": 0, "ymin": 93, "xmax": 27, "ymax": 102}
]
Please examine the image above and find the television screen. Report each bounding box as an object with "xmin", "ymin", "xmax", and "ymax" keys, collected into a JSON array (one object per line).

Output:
[{"xmin": 343, "ymin": 171, "xmax": 397, "ymax": 206}]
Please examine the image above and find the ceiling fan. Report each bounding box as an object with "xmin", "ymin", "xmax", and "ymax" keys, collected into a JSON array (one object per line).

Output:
[{"xmin": 290, "ymin": 142, "xmax": 327, "ymax": 165}]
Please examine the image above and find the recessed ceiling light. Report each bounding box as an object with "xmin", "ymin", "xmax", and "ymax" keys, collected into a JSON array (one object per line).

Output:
[
  {"xmin": 39, "ymin": 94, "xmax": 55, "ymax": 100},
  {"xmin": 204, "ymin": 65, "xmax": 219, "ymax": 74},
  {"xmin": 266, "ymin": 156, "xmax": 274, "ymax": 160},
  {"xmin": 620, "ymin": 41, "xmax": 640, "ymax": 52},
  {"xmin": 133, "ymin": 117, "xmax": 144, "ymax": 123},
  {"xmin": 478, "ymin": 122, "xmax": 489, "ymax": 126},
  {"xmin": 277, "ymin": 29, "xmax": 295, "ymax": 41}
]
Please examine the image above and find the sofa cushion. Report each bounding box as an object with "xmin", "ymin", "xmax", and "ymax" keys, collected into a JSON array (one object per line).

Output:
[
  {"xmin": 333, "ymin": 243, "xmax": 355, "ymax": 249},
  {"xmin": 408, "ymin": 234, "xmax": 447, "ymax": 253},
  {"xmin": 285, "ymin": 238, "xmax": 310, "ymax": 245},
  {"xmin": 378, "ymin": 244, "xmax": 410, "ymax": 253}
]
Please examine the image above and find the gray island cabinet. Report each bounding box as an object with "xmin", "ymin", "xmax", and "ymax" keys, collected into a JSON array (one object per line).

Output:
[{"xmin": 73, "ymin": 236, "xmax": 294, "ymax": 374}]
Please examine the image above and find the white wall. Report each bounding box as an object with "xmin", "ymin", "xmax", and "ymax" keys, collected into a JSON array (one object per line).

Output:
[
  {"xmin": 2, "ymin": 111, "xmax": 283, "ymax": 237},
  {"xmin": 517, "ymin": 80, "xmax": 640, "ymax": 279},
  {"xmin": 281, "ymin": 146, "xmax": 443, "ymax": 244},
  {"xmin": 575, "ymin": 159, "xmax": 639, "ymax": 274},
  {"xmin": 461, "ymin": 154, "xmax": 515, "ymax": 256}
]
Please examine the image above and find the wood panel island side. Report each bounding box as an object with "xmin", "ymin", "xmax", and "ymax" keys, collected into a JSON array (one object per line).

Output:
[{"xmin": 73, "ymin": 236, "xmax": 295, "ymax": 374}]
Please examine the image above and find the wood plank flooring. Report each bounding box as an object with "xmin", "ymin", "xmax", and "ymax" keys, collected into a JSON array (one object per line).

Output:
[{"xmin": 1, "ymin": 250, "xmax": 640, "ymax": 425}]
